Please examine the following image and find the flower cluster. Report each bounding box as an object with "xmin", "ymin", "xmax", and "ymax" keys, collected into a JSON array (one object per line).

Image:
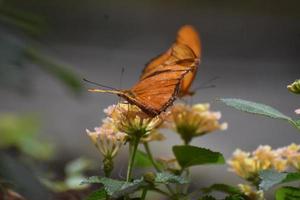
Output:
[
  {"xmin": 167, "ymin": 103, "xmax": 227, "ymax": 144},
  {"xmin": 86, "ymin": 119, "xmax": 126, "ymax": 160},
  {"xmin": 108, "ymin": 103, "xmax": 165, "ymax": 140},
  {"xmin": 86, "ymin": 104, "xmax": 127, "ymax": 176},
  {"xmin": 277, "ymin": 143, "xmax": 300, "ymax": 170},
  {"xmin": 238, "ymin": 184, "xmax": 265, "ymax": 200},
  {"xmin": 228, "ymin": 144, "xmax": 300, "ymax": 180}
]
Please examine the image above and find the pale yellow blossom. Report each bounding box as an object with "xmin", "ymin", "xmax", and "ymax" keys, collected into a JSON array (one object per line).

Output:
[
  {"xmin": 167, "ymin": 103, "xmax": 227, "ymax": 144},
  {"xmin": 228, "ymin": 146, "xmax": 288, "ymax": 180},
  {"xmin": 109, "ymin": 103, "xmax": 165, "ymax": 139},
  {"xmin": 86, "ymin": 117, "xmax": 126, "ymax": 159},
  {"xmin": 277, "ymin": 143, "xmax": 300, "ymax": 170}
]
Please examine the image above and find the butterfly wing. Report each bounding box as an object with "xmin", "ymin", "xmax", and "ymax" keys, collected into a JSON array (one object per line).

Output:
[
  {"xmin": 175, "ymin": 25, "xmax": 201, "ymax": 96},
  {"xmin": 141, "ymin": 25, "xmax": 201, "ymax": 97},
  {"xmin": 124, "ymin": 65, "xmax": 192, "ymax": 116}
]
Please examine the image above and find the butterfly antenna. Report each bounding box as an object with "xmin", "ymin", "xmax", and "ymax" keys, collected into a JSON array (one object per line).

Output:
[
  {"xmin": 194, "ymin": 76, "xmax": 220, "ymax": 91},
  {"xmin": 83, "ymin": 78, "xmax": 117, "ymax": 90}
]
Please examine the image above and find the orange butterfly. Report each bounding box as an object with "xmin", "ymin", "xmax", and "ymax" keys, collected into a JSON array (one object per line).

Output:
[
  {"xmin": 88, "ymin": 25, "xmax": 200, "ymax": 116},
  {"xmin": 141, "ymin": 25, "xmax": 201, "ymax": 97}
]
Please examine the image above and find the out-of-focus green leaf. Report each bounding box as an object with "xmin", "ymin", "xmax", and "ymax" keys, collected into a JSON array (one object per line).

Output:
[
  {"xmin": 173, "ymin": 145, "xmax": 225, "ymax": 169},
  {"xmin": 0, "ymin": 5, "xmax": 47, "ymax": 36},
  {"xmin": 155, "ymin": 172, "xmax": 188, "ymax": 184},
  {"xmin": 133, "ymin": 150, "xmax": 154, "ymax": 168},
  {"xmin": 276, "ymin": 186, "xmax": 300, "ymax": 200},
  {"xmin": 85, "ymin": 189, "xmax": 106, "ymax": 200},
  {"xmin": 65, "ymin": 158, "xmax": 96, "ymax": 176},
  {"xmin": 25, "ymin": 48, "xmax": 83, "ymax": 94},
  {"xmin": 259, "ymin": 170, "xmax": 300, "ymax": 191},
  {"xmin": 219, "ymin": 98, "xmax": 291, "ymax": 121},
  {"xmin": 0, "ymin": 114, "xmax": 54, "ymax": 160}
]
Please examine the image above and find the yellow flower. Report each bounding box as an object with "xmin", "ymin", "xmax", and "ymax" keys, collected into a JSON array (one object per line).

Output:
[
  {"xmin": 167, "ymin": 103, "xmax": 227, "ymax": 144},
  {"xmin": 238, "ymin": 184, "xmax": 265, "ymax": 200},
  {"xmin": 86, "ymin": 117, "xmax": 126, "ymax": 159},
  {"xmin": 228, "ymin": 149, "xmax": 257, "ymax": 179},
  {"xmin": 277, "ymin": 143, "xmax": 300, "ymax": 170},
  {"xmin": 228, "ymin": 146, "xmax": 288, "ymax": 180},
  {"xmin": 108, "ymin": 103, "xmax": 165, "ymax": 139},
  {"xmin": 287, "ymin": 79, "xmax": 300, "ymax": 94}
]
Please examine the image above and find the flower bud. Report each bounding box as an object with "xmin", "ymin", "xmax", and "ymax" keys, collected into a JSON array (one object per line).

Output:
[{"xmin": 287, "ymin": 79, "xmax": 300, "ymax": 94}]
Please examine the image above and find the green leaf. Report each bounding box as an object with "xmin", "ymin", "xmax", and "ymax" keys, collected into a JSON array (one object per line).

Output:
[
  {"xmin": 85, "ymin": 189, "xmax": 106, "ymax": 200},
  {"xmin": 292, "ymin": 119, "xmax": 300, "ymax": 130},
  {"xmin": 0, "ymin": 114, "xmax": 54, "ymax": 160},
  {"xmin": 259, "ymin": 170, "xmax": 300, "ymax": 191},
  {"xmin": 219, "ymin": 98, "xmax": 291, "ymax": 121},
  {"xmin": 276, "ymin": 187, "xmax": 300, "ymax": 200},
  {"xmin": 65, "ymin": 158, "xmax": 96, "ymax": 176},
  {"xmin": 133, "ymin": 150, "xmax": 153, "ymax": 168},
  {"xmin": 25, "ymin": 48, "xmax": 83, "ymax": 94},
  {"xmin": 155, "ymin": 172, "xmax": 188, "ymax": 184},
  {"xmin": 259, "ymin": 170, "xmax": 287, "ymax": 191},
  {"xmin": 173, "ymin": 145, "xmax": 225, "ymax": 169},
  {"xmin": 82, "ymin": 177, "xmax": 145, "ymax": 198},
  {"xmin": 202, "ymin": 184, "xmax": 242, "ymax": 195}
]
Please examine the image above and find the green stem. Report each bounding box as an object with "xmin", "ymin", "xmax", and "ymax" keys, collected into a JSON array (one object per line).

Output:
[
  {"xmin": 143, "ymin": 142, "xmax": 178, "ymax": 199},
  {"xmin": 143, "ymin": 143, "xmax": 161, "ymax": 172},
  {"xmin": 126, "ymin": 138, "xmax": 140, "ymax": 182},
  {"xmin": 141, "ymin": 188, "xmax": 148, "ymax": 200}
]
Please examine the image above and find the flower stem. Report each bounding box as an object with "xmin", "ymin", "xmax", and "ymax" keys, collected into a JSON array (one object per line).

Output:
[
  {"xmin": 143, "ymin": 142, "xmax": 178, "ymax": 199},
  {"xmin": 126, "ymin": 138, "xmax": 140, "ymax": 182},
  {"xmin": 141, "ymin": 188, "xmax": 148, "ymax": 200},
  {"xmin": 143, "ymin": 143, "xmax": 161, "ymax": 172}
]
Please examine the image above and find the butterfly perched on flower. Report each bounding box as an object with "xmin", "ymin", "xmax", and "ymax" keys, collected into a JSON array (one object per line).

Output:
[{"xmin": 88, "ymin": 25, "xmax": 201, "ymax": 116}]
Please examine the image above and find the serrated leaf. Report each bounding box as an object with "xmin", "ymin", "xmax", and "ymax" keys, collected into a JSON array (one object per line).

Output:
[
  {"xmin": 219, "ymin": 98, "xmax": 291, "ymax": 121},
  {"xmin": 276, "ymin": 187, "xmax": 300, "ymax": 200},
  {"xmin": 173, "ymin": 145, "xmax": 225, "ymax": 169},
  {"xmin": 81, "ymin": 177, "xmax": 145, "ymax": 198},
  {"xmin": 133, "ymin": 150, "xmax": 153, "ymax": 168},
  {"xmin": 259, "ymin": 170, "xmax": 300, "ymax": 191},
  {"xmin": 202, "ymin": 184, "xmax": 242, "ymax": 195},
  {"xmin": 155, "ymin": 172, "xmax": 188, "ymax": 184},
  {"xmin": 85, "ymin": 189, "xmax": 106, "ymax": 200}
]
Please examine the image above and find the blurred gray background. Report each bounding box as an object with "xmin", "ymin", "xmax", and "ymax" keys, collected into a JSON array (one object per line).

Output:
[{"xmin": 1, "ymin": 0, "xmax": 300, "ymax": 190}]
